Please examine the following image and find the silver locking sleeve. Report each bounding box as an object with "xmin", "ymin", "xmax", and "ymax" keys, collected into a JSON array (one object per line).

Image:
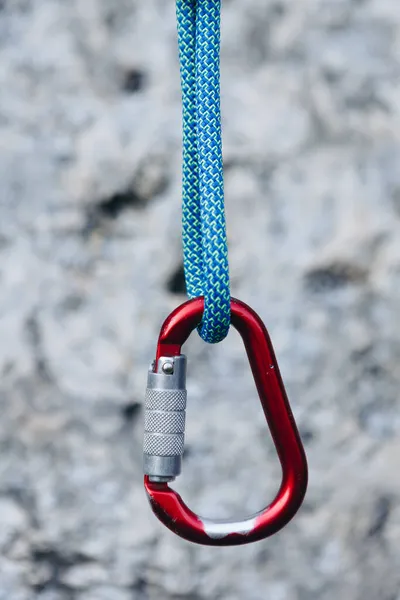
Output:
[{"xmin": 143, "ymin": 355, "xmax": 187, "ymax": 482}]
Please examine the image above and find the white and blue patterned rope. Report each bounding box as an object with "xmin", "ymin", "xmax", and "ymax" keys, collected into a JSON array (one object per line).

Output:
[{"xmin": 176, "ymin": 0, "xmax": 230, "ymax": 343}]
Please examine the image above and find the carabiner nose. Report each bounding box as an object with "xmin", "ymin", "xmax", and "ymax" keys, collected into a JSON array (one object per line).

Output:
[{"xmin": 143, "ymin": 297, "xmax": 308, "ymax": 546}]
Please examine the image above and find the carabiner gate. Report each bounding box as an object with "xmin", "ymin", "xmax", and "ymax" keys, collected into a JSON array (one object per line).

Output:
[{"xmin": 143, "ymin": 297, "xmax": 308, "ymax": 546}]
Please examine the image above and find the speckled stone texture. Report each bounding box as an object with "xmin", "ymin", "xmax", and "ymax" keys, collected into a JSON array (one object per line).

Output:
[{"xmin": 0, "ymin": 0, "xmax": 399, "ymax": 598}]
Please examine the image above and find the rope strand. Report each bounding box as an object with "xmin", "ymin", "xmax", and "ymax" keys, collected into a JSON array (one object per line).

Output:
[{"xmin": 176, "ymin": 0, "xmax": 230, "ymax": 344}]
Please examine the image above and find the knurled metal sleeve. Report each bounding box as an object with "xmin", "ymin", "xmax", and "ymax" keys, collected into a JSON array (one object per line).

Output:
[{"xmin": 143, "ymin": 388, "xmax": 187, "ymax": 457}]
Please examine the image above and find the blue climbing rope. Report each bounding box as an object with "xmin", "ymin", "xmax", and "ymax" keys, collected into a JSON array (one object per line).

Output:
[{"xmin": 176, "ymin": 0, "xmax": 230, "ymax": 344}]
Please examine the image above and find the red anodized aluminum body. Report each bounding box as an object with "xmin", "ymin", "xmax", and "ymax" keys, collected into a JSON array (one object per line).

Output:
[{"xmin": 144, "ymin": 296, "xmax": 308, "ymax": 546}]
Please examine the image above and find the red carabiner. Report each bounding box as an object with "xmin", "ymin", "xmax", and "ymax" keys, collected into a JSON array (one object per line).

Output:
[{"xmin": 143, "ymin": 297, "xmax": 308, "ymax": 546}]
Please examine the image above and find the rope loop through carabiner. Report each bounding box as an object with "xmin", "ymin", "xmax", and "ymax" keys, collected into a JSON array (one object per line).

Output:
[
  {"xmin": 143, "ymin": 2, "xmax": 309, "ymax": 546},
  {"xmin": 176, "ymin": 0, "xmax": 230, "ymax": 344}
]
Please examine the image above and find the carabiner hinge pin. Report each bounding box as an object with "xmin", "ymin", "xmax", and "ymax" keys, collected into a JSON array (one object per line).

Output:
[{"xmin": 143, "ymin": 355, "xmax": 187, "ymax": 482}]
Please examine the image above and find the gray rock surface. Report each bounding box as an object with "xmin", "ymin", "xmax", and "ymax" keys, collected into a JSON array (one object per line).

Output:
[{"xmin": 0, "ymin": 0, "xmax": 400, "ymax": 598}]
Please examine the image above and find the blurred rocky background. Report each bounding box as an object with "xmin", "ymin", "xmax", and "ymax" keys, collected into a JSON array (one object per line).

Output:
[{"xmin": 0, "ymin": 0, "xmax": 400, "ymax": 598}]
